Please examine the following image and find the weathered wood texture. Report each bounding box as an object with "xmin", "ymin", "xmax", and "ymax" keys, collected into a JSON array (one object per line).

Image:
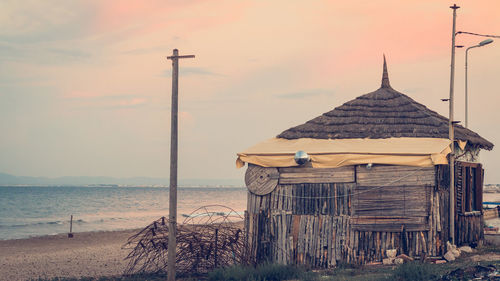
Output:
[
  {"xmin": 436, "ymin": 164, "xmax": 450, "ymax": 189},
  {"xmin": 245, "ymin": 210, "xmax": 270, "ymax": 264},
  {"xmin": 353, "ymin": 185, "xmax": 430, "ymax": 217},
  {"xmin": 356, "ymin": 165, "xmax": 435, "ymax": 187},
  {"xmin": 353, "ymin": 165, "xmax": 433, "ymax": 232},
  {"xmin": 455, "ymin": 162, "xmax": 484, "ymax": 213},
  {"xmin": 245, "ymin": 164, "xmax": 279, "ymax": 195},
  {"xmin": 246, "ymin": 183, "xmax": 355, "ymax": 267},
  {"xmin": 476, "ymin": 165, "xmax": 484, "ymax": 210},
  {"xmin": 437, "ymin": 188, "xmax": 450, "ymax": 254},
  {"xmin": 247, "ymin": 183, "xmax": 354, "ymax": 216},
  {"xmin": 245, "ymin": 182, "xmax": 446, "ymax": 266},
  {"xmin": 454, "ymin": 161, "xmax": 484, "ymax": 246},
  {"xmin": 456, "ymin": 212, "xmax": 483, "ymax": 246},
  {"xmin": 244, "ymin": 163, "xmax": 482, "ymax": 267},
  {"xmin": 278, "ymin": 166, "xmax": 355, "ymax": 184}
]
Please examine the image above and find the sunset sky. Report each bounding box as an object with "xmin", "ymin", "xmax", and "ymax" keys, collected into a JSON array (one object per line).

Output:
[{"xmin": 1, "ymin": 0, "xmax": 499, "ymax": 183}]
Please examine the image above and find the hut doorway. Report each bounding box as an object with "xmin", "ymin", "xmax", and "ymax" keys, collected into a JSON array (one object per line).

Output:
[{"xmin": 455, "ymin": 161, "xmax": 484, "ymax": 245}]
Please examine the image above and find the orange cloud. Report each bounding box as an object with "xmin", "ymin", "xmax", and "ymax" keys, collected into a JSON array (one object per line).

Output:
[
  {"xmin": 89, "ymin": 0, "xmax": 250, "ymax": 40},
  {"xmin": 305, "ymin": 0, "xmax": 500, "ymax": 83}
]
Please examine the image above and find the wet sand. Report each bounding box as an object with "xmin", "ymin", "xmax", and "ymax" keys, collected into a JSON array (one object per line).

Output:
[{"xmin": 0, "ymin": 229, "xmax": 140, "ymax": 281}]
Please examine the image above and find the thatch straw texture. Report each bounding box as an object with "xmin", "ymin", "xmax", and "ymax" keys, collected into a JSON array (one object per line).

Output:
[{"xmin": 278, "ymin": 58, "xmax": 493, "ymax": 150}]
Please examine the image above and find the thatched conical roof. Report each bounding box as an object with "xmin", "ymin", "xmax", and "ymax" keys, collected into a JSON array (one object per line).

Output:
[{"xmin": 278, "ymin": 57, "xmax": 493, "ymax": 150}]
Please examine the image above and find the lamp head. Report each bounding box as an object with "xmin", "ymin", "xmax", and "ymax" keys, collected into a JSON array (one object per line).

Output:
[
  {"xmin": 294, "ymin": 150, "xmax": 310, "ymax": 165},
  {"xmin": 479, "ymin": 39, "xmax": 493, "ymax": 46}
]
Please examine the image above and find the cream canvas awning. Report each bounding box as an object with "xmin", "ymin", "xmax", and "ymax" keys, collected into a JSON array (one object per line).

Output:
[{"xmin": 236, "ymin": 137, "xmax": 452, "ymax": 168}]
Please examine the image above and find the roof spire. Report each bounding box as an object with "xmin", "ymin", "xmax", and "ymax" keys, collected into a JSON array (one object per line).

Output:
[{"xmin": 381, "ymin": 54, "xmax": 391, "ymax": 88}]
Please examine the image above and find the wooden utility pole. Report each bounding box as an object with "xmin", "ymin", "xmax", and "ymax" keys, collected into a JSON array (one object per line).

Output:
[
  {"xmin": 166, "ymin": 49, "xmax": 195, "ymax": 281},
  {"xmin": 449, "ymin": 4, "xmax": 459, "ymax": 245}
]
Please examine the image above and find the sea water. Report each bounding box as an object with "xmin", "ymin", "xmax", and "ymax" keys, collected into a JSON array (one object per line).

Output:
[{"xmin": 0, "ymin": 186, "xmax": 247, "ymax": 240}]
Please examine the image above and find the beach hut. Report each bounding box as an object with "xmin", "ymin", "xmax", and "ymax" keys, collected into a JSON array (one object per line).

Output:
[{"xmin": 236, "ymin": 58, "xmax": 494, "ymax": 266}]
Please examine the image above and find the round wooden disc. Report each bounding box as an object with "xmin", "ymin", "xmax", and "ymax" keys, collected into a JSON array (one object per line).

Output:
[{"xmin": 245, "ymin": 164, "xmax": 279, "ymax": 195}]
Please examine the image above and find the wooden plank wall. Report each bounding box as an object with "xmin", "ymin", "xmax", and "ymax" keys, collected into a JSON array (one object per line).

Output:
[
  {"xmin": 437, "ymin": 188, "xmax": 450, "ymax": 254},
  {"xmin": 278, "ymin": 166, "xmax": 354, "ymax": 184},
  {"xmin": 456, "ymin": 213, "xmax": 483, "ymax": 246},
  {"xmin": 353, "ymin": 166, "xmax": 434, "ymax": 232},
  {"xmin": 246, "ymin": 182, "xmax": 356, "ymax": 267},
  {"xmin": 353, "ymin": 186, "xmax": 430, "ymax": 218},
  {"xmin": 269, "ymin": 183, "xmax": 353, "ymax": 216},
  {"xmin": 245, "ymin": 165, "xmax": 455, "ymax": 267},
  {"xmin": 356, "ymin": 165, "xmax": 435, "ymax": 186}
]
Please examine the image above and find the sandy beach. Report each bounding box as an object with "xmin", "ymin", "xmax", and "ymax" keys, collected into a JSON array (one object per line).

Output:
[{"xmin": 0, "ymin": 229, "xmax": 140, "ymax": 281}]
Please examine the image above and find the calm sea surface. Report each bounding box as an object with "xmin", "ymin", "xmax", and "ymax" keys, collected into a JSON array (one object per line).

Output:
[{"xmin": 0, "ymin": 186, "xmax": 247, "ymax": 240}]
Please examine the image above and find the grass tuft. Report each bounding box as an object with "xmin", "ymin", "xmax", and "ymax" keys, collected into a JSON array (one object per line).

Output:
[
  {"xmin": 391, "ymin": 262, "xmax": 438, "ymax": 281},
  {"xmin": 208, "ymin": 263, "xmax": 318, "ymax": 281}
]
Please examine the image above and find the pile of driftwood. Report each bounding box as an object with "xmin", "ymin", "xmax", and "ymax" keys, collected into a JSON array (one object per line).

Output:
[{"xmin": 123, "ymin": 205, "xmax": 247, "ymax": 275}]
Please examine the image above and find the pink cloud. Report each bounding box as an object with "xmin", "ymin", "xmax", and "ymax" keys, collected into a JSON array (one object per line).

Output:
[
  {"xmin": 309, "ymin": 1, "xmax": 500, "ymax": 81},
  {"xmin": 89, "ymin": 0, "xmax": 250, "ymax": 39}
]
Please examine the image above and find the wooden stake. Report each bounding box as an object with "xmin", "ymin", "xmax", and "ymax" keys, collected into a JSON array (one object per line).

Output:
[
  {"xmin": 166, "ymin": 49, "xmax": 194, "ymax": 281},
  {"xmin": 68, "ymin": 215, "xmax": 73, "ymax": 238}
]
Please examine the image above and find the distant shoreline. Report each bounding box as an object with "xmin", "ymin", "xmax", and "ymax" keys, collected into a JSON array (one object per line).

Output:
[
  {"xmin": 0, "ymin": 184, "xmax": 245, "ymax": 188},
  {"xmin": 0, "ymin": 172, "xmax": 244, "ymax": 187},
  {"xmin": 484, "ymin": 186, "xmax": 500, "ymax": 193},
  {"xmin": 0, "ymin": 227, "xmax": 143, "ymax": 242}
]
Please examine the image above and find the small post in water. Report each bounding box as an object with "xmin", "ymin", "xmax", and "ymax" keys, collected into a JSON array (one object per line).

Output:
[{"xmin": 68, "ymin": 215, "xmax": 74, "ymax": 238}]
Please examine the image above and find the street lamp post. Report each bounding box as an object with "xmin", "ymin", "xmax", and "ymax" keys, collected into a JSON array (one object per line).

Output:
[
  {"xmin": 448, "ymin": 3, "xmax": 459, "ymax": 246},
  {"xmin": 465, "ymin": 39, "xmax": 493, "ymax": 128}
]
